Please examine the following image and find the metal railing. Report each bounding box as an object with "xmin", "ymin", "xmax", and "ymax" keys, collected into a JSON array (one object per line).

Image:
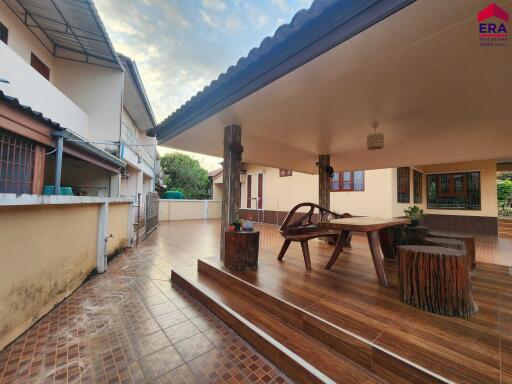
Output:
[{"xmin": 121, "ymin": 122, "xmax": 155, "ymax": 169}]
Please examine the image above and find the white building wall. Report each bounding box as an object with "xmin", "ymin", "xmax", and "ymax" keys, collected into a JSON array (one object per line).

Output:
[
  {"xmin": 53, "ymin": 60, "xmax": 124, "ymax": 148},
  {"xmin": 0, "ymin": 2, "xmax": 55, "ymax": 80}
]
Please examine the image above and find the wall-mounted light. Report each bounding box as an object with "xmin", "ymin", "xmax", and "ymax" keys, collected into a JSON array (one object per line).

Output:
[{"xmin": 367, "ymin": 121, "xmax": 384, "ymax": 150}]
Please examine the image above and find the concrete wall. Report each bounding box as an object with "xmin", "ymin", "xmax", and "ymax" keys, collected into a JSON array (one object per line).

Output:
[
  {"xmin": 53, "ymin": 59, "xmax": 123, "ymax": 148},
  {"xmin": 240, "ymin": 164, "xmax": 392, "ymax": 216},
  {"xmin": 0, "ymin": 43, "xmax": 88, "ymax": 137},
  {"xmin": 107, "ymin": 203, "xmax": 131, "ymax": 255},
  {"xmin": 159, "ymin": 200, "xmax": 222, "ymax": 221},
  {"xmin": 0, "ymin": 198, "xmax": 132, "ymax": 350}
]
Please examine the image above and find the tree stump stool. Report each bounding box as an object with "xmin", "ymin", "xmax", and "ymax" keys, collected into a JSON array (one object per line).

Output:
[
  {"xmin": 392, "ymin": 225, "xmax": 429, "ymax": 251},
  {"xmin": 398, "ymin": 245, "xmax": 478, "ymax": 317},
  {"xmin": 427, "ymin": 231, "xmax": 476, "ymax": 271},
  {"xmin": 224, "ymin": 230, "xmax": 259, "ymax": 271}
]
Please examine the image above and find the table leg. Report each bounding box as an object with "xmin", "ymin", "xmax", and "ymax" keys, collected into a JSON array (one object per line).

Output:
[
  {"xmin": 324, "ymin": 231, "xmax": 346, "ymax": 270},
  {"xmin": 367, "ymin": 231, "xmax": 388, "ymax": 287},
  {"xmin": 378, "ymin": 227, "xmax": 395, "ymax": 260}
]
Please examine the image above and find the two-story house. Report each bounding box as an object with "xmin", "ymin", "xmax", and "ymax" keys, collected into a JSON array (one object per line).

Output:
[{"xmin": 0, "ymin": 0, "xmax": 156, "ymax": 200}]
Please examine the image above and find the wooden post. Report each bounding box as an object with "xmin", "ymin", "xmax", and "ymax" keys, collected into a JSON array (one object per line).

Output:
[
  {"xmin": 318, "ymin": 155, "xmax": 330, "ymax": 210},
  {"xmin": 220, "ymin": 124, "xmax": 242, "ymax": 261}
]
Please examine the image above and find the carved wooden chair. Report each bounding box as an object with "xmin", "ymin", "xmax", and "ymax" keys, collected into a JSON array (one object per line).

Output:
[{"xmin": 278, "ymin": 202, "xmax": 352, "ymax": 269}]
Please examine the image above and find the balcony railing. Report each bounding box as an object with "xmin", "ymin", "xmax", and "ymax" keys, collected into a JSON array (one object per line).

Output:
[{"xmin": 121, "ymin": 122, "xmax": 155, "ymax": 170}]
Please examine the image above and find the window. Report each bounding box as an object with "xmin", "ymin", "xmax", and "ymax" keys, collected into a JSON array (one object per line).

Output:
[
  {"xmin": 413, "ymin": 170, "xmax": 422, "ymax": 204},
  {"xmin": 247, "ymin": 174, "xmax": 252, "ymax": 208},
  {"xmin": 30, "ymin": 53, "xmax": 50, "ymax": 80},
  {"xmin": 0, "ymin": 22, "xmax": 8, "ymax": 44},
  {"xmin": 397, "ymin": 167, "xmax": 410, "ymax": 203},
  {"xmin": 0, "ymin": 129, "xmax": 36, "ymax": 194},
  {"xmin": 279, "ymin": 169, "xmax": 292, "ymax": 177},
  {"xmin": 427, "ymin": 172, "xmax": 481, "ymax": 210},
  {"xmin": 330, "ymin": 170, "xmax": 364, "ymax": 191}
]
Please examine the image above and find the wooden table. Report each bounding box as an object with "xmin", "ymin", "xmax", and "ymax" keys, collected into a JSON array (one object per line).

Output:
[{"xmin": 320, "ymin": 217, "xmax": 410, "ymax": 287}]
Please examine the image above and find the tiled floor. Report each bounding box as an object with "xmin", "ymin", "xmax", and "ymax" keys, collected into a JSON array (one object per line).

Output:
[{"xmin": 0, "ymin": 220, "xmax": 291, "ymax": 384}]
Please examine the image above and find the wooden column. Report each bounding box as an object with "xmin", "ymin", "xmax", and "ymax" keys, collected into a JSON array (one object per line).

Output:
[
  {"xmin": 220, "ymin": 124, "xmax": 242, "ymax": 261},
  {"xmin": 318, "ymin": 155, "xmax": 330, "ymax": 210}
]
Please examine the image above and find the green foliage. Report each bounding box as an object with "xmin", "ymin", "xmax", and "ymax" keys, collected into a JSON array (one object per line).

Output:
[
  {"xmin": 403, "ymin": 205, "xmax": 425, "ymax": 220},
  {"xmin": 160, "ymin": 153, "xmax": 209, "ymax": 199},
  {"xmin": 497, "ymin": 179, "xmax": 512, "ymax": 203}
]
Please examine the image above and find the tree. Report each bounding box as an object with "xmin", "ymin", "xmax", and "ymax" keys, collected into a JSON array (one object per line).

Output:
[
  {"xmin": 160, "ymin": 153, "xmax": 210, "ymax": 199},
  {"xmin": 497, "ymin": 179, "xmax": 512, "ymax": 204}
]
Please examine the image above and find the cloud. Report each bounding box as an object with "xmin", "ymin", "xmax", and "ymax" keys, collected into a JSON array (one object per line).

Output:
[
  {"xmin": 202, "ymin": 0, "xmax": 227, "ymax": 11},
  {"xmin": 94, "ymin": 0, "xmax": 313, "ymax": 123}
]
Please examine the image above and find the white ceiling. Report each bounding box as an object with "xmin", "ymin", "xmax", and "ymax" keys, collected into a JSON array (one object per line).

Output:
[{"xmin": 161, "ymin": 0, "xmax": 512, "ymax": 173}]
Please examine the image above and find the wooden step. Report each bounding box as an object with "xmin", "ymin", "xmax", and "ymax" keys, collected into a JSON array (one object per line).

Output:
[
  {"xmin": 171, "ymin": 267, "xmax": 384, "ymax": 384},
  {"xmin": 498, "ymin": 231, "xmax": 512, "ymax": 238},
  {"xmin": 173, "ymin": 260, "xmax": 449, "ymax": 383}
]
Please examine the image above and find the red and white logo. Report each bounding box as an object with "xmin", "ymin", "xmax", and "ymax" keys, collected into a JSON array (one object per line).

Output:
[{"xmin": 478, "ymin": 3, "xmax": 509, "ymax": 46}]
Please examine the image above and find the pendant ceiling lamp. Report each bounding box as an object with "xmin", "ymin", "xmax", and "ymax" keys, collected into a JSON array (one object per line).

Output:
[{"xmin": 367, "ymin": 121, "xmax": 384, "ymax": 150}]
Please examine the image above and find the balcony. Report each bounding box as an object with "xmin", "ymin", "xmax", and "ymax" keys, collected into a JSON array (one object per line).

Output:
[
  {"xmin": 121, "ymin": 122, "xmax": 155, "ymax": 174},
  {"xmin": 0, "ymin": 43, "xmax": 88, "ymax": 137}
]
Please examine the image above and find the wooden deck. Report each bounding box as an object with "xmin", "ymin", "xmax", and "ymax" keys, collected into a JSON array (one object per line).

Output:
[{"xmin": 170, "ymin": 220, "xmax": 512, "ymax": 383}]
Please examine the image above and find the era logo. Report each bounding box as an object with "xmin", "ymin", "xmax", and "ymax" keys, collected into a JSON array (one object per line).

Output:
[{"xmin": 478, "ymin": 3, "xmax": 509, "ymax": 46}]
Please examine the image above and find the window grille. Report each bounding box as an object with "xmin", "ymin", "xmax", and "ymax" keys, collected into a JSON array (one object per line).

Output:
[
  {"xmin": 0, "ymin": 129, "xmax": 36, "ymax": 194},
  {"xmin": 427, "ymin": 172, "xmax": 481, "ymax": 210},
  {"xmin": 413, "ymin": 170, "xmax": 423, "ymax": 204},
  {"xmin": 397, "ymin": 167, "xmax": 410, "ymax": 203}
]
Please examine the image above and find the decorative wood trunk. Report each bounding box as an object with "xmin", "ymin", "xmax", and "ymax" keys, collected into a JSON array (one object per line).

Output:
[
  {"xmin": 427, "ymin": 231, "xmax": 476, "ymax": 270},
  {"xmin": 224, "ymin": 230, "xmax": 259, "ymax": 271},
  {"xmin": 398, "ymin": 245, "xmax": 478, "ymax": 317},
  {"xmin": 220, "ymin": 124, "xmax": 242, "ymax": 261}
]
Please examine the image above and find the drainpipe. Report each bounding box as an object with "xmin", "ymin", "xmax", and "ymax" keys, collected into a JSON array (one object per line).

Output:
[{"xmin": 53, "ymin": 130, "xmax": 64, "ymax": 195}]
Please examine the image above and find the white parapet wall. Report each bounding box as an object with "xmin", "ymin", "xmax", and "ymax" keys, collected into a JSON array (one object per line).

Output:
[{"xmin": 159, "ymin": 199, "xmax": 222, "ymax": 221}]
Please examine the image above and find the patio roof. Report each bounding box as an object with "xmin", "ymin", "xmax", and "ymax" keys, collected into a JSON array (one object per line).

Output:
[
  {"xmin": 3, "ymin": 0, "xmax": 121, "ymax": 69},
  {"xmin": 0, "ymin": 90, "xmax": 125, "ymax": 172},
  {"xmin": 157, "ymin": 0, "xmax": 512, "ymax": 174}
]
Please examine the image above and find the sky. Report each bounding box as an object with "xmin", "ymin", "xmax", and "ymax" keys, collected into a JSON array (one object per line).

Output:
[{"xmin": 95, "ymin": 0, "xmax": 313, "ymax": 170}]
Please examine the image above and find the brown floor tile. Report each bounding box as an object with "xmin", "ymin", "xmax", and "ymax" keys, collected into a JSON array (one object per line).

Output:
[
  {"xmin": 174, "ymin": 333, "xmax": 215, "ymax": 362},
  {"xmin": 163, "ymin": 321, "xmax": 201, "ymax": 344}
]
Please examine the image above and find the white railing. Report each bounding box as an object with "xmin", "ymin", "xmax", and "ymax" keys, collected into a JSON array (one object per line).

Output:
[
  {"xmin": 0, "ymin": 43, "xmax": 88, "ymax": 137},
  {"xmin": 121, "ymin": 122, "xmax": 155, "ymax": 169}
]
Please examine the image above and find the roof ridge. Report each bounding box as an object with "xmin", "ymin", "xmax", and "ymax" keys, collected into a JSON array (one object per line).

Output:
[{"xmin": 158, "ymin": 0, "xmax": 334, "ymax": 127}]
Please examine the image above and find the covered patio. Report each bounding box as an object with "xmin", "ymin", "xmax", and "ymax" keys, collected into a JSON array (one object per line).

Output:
[{"xmin": 155, "ymin": 0, "xmax": 512, "ymax": 383}]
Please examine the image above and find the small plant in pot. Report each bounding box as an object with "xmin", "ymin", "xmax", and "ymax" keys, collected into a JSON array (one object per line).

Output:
[{"xmin": 403, "ymin": 205, "xmax": 425, "ymax": 227}]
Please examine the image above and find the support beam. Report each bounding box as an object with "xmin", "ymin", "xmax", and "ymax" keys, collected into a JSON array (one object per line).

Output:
[
  {"xmin": 220, "ymin": 124, "xmax": 242, "ymax": 261},
  {"xmin": 96, "ymin": 202, "xmax": 109, "ymax": 273},
  {"xmin": 318, "ymin": 154, "xmax": 330, "ymax": 210},
  {"xmin": 53, "ymin": 131, "xmax": 64, "ymax": 195}
]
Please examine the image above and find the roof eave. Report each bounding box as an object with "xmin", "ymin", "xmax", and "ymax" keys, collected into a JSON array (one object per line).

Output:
[{"xmin": 156, "ymin": 0, "xmax": 416, "ymax": 145}]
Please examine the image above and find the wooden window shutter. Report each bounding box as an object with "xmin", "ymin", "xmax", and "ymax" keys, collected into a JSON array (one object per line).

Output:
[
  {"xmin": 30, "ymin": 53, "xmax": 50, "ymax": 80},
  {"xmin": 258, "ymin": 173, "xmax": 263, "ymax": 209},
  {"xmin": 247, "ymin": 174, "xmax": 252, "ymax": 208}
]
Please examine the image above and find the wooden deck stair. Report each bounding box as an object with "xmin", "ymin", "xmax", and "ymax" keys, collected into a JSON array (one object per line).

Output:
[
  {"xmin": 498, "ymin": 218, "xmax": 512, "ymax": 238},
  {"xmin": 172, "ymin": 259, "xmax": 448, "ymax": 384}
]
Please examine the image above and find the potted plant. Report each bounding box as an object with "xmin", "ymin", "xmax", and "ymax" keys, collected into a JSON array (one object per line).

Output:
[
  {"xmin": 232, "ymin": 220, "xmax": 242, "ymax": 231},
  {"xmin": 403, "ymin": 205, "xmax": 425, "ymax": 227}
]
